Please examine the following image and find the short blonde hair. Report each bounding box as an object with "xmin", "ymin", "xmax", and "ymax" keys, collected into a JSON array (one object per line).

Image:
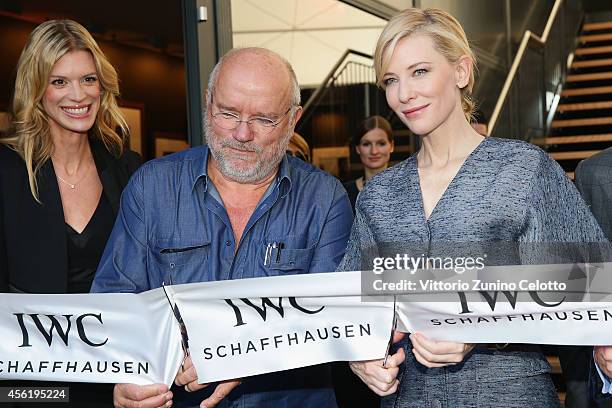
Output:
[
  {"xmin": 2, "ymin": 19, "xmax": 128, "ymax": 201},
  {"xmin": 374, "ymin": 8, "xmax": 476, "ymax": 121}
]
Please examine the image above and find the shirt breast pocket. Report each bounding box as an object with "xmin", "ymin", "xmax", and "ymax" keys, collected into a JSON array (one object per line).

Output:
[
  {"xmin": 261, "ymin": 235, "xmax": 315, "ymax": 275},
  {"xmin": 152, "ymin": 241, "xmax": 210, "ymax": 285}
]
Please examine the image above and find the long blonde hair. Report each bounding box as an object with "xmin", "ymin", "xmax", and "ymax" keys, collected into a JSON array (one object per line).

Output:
[
  {"xmin": 374, "ymin": 8, "xmax": 477, "ymax": 122},
  {"xmin": 2, "ymin": 19, "xmax": 128, "ymax": 201}
]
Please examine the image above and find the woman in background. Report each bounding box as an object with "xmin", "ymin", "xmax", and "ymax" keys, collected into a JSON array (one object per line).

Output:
[
  {"xmin": 343, "ymin": 115, "xmax": 394, "ymax": 212},
  {"xmin": 0, "ymin": 19, "xmax": 140, "ymax": 406},
  {"xmin": 341, "ymin": 7, "xmax": 607, "ymax": 408}
]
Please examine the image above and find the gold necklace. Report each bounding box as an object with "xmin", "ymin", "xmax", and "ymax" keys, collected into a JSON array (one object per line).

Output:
[{"xmin": 55, "ymin": 162, "xmax": 91, "ymax": 190}]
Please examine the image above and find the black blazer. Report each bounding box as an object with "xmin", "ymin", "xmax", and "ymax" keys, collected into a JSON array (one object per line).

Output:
[
  {"xmin": 0, "ymin": 140, "xmax": 141, "ymax": 293},
  {"xmin": 576, "ymin": 147, "xmax": 612, "ymax": 240},
  {"xmin": 576, "ymin": 149, "xmax": 612, "ymax": 407}
]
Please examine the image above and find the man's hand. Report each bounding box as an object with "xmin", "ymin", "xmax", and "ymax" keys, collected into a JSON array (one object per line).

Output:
[
  {"xmin": 174, "ymin": 355, "xmax": 241, "ymax": 408},
  {"xmin": 409, "ymin": 333, "xmax": 475, "ymax": 368},
  {"xmin": 595, "ymin": 345, "xmax": 612, "ymax": 378},
  {"xmin": 113, "ymin": 383, "xmax": 172, "ymax": 408}
]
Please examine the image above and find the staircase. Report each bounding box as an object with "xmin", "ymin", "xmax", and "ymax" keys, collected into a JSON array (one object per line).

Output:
[
  {"xmin": 538, "ymin": 19, "xmax": 612, "ymax": 178},
  {"xmin": 297, "ymin": 51, "xmax": 417, "ymax": 181}
]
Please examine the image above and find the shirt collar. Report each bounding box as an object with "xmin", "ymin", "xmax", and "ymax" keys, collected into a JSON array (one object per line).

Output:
[
  {"xmin": 191, "ymin": 146, "xmax": 292, "ymax": 196},
  {"xmin": 277, "ymin": 154, "xmax": 292, "ymax": 198},
  {"xmin": 191, "ymin": 145, "xmax": 211, "ymax": 191}
]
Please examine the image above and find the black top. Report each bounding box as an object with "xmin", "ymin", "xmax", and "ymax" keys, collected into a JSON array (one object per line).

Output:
[
  {"xmin": 0, "ymin": 140, "xmax": 140, "ymax": 406},
  {"xmin": 66, "ymin": 193, "xmax": 115, "ymax": 293},
  {"xmin": 0, "ymin": 139, "xmax": 141, "ymax": 293},
  {"xmin": 342, "ymin": 179, "xmax": 360, "ymax": 214}
]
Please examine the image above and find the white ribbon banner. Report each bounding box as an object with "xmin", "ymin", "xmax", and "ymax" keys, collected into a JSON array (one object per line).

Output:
[
  {"xmin": 0, "ymin": 289, "xmax": 183, "ymax": 385},
  {"xmin": 398, "ymin": 300, "xmax": 612, "ymax": 345},
  {"xmin": 1, "ymin": 268, "xmax": 612, "ymax": 385},
  {"xmin": 168, "ymin": 271, "xmax": 394, "ymax": 383}
]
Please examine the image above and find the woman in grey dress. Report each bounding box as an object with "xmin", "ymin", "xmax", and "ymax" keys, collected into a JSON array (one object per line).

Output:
[{"xmin": 340, "ymin": 8, "xmax": 607, "ymax": 408}]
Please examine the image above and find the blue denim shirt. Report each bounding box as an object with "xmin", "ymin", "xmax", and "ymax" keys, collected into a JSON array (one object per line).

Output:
[{"xmin": 92, "ymin": 145, "xmax": 352, "ymax": 408}]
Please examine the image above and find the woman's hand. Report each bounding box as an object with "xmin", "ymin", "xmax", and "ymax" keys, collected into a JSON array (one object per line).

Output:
[
  {"xmin": 349, "ymin": 347, "xmax": 405, "ymax": 396},
  {"xmin": 349, "ymin": 331, "xmax": 406, "ymax": 396},
  {"xmin": 409, "ymin": 332, "xmax": 474, "ymax": 368}
]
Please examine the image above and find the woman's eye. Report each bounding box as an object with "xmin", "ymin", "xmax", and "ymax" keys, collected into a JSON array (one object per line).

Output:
[
  {"xmin": 83, "ymin": 76, "xmax": 98, "ymax": 83},
  {"xmin": 414, "ymin": 68, "xmax": 427, "ymax": 76},
  {"xmin": 51, "ymin": 79, "xmax": 66, "ymax": 86},
  {"xmin": 382, "ymin": 77, "xmax": 397, "ymax": 86}
]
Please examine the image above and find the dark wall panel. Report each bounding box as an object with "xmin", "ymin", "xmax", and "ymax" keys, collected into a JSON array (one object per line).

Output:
[{"xmin": 0, "ymin": 16, "xmax": 187, "ymax": 159}]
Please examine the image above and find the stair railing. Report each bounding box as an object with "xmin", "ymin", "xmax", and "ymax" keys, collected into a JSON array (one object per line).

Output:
[
  {"xmin": 298, "ymin": 49, "xmax": 376, "ymax": 136},
  {"xmin": 301, "ymin": 49, "xmax": 374, "ymax": 112},
  {"xmin": 487, "ymin": 0, "xmax": 583, "ymax": 141}
]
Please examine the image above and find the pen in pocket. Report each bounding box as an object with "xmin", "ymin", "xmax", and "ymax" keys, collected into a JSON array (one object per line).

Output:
[{"xmin": 264, "ymin": 243, "xmax": 273, "ymax": 266}]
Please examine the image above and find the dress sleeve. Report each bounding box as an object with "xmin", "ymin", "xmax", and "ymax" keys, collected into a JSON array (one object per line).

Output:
[
  {"xmin": 518, "ymin": 151, "xmax": 610, "ymax": 271},
  {"xmin": 519, "ymin": 152, "xmax": 607, "ymax": 245}
]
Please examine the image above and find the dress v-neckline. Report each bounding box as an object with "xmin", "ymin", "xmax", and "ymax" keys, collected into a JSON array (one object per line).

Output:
[
  {"xmin": 65, "ymin": 193, "xmax": 104, "ymax": 235},
  {"xmin": 411, "ymin": 137, "xmax": 488, "ymax": 223}
]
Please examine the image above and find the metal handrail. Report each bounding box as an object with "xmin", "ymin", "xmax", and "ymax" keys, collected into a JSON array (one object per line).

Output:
[
  {"xmin": 487, "ymin": 0, "xmax": 563, "ymax": 136},
  {"xmin": 301, "ymin": 49, "xmax": 373, "ymax": 113}
]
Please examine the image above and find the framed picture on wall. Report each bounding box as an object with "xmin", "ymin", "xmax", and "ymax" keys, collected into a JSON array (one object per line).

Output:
[
  {"xmin": 0, "ymin": 101, "xmax": 10, "ymax": 137},
  {"xmin": 154, "ymin": 131, "xmax": 189, "ymax": 157},
  {"xmin": 0, "ymin": 111, "xmax": 10, "ymax": 136},
  {"xmin": 118, "ymin": 101, "xmax": 145, "ymax": 155}
]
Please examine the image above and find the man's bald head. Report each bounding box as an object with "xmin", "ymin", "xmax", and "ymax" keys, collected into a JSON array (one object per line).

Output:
[
  {"xmin": 203, "ymin": 48, "xmax": 304, "ymax": 184},
  {"xmin": 207, "ymin": 47, "xmax": 300, "ymax": 110}
]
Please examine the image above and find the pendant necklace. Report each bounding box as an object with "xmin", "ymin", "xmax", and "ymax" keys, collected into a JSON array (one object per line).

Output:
[{"xmin": 55, "ymin": 162, "xmax": 91, "ymax": 190}]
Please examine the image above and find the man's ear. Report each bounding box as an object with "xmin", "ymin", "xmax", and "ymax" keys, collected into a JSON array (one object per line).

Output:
[
  {"xmin": 205, "ymin": 90, "xmax": 211, "ymax": 107},
  {"xmin": 290, "ymin": 106, "xmax": 303, "ymax": 128},
  {"xmin": 455, "ymin": 55, "xmax": 472, "ymax": 89}
]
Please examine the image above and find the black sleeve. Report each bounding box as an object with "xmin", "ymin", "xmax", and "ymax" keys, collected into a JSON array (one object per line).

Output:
[
  {"xmin": 122, "ymin": 149, "xmax": 143, "ymax": 177},
  {"xmin": 574, "ymin": 159, "xmax": 592, "ymax": 207},
  {"xmin": 0, "ymin": 167, "xmax": 8, "ymax": 292},
  {"xmin": 590, "ymin": 358, "xmax": 612, "ymax": 407}
]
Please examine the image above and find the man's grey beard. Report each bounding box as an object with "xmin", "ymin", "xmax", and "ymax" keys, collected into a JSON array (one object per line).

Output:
[{"xmin": 204, "ymin": 114, "xmax": 292, "ymax": 184}]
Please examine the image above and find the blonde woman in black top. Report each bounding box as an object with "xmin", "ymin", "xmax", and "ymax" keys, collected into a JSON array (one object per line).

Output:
[{"xmin": 0, "ymin": 19, "xmax": 140, "ymax": 407}]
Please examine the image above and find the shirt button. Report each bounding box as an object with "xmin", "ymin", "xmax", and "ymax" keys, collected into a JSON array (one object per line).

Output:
[{"xmin": 225, "ymin": 240, "xmax": 231, "ymax": 246}]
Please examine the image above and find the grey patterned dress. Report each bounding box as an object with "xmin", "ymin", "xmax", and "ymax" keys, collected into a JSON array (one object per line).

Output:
[{"xmin": 338, "ymin": 137, "xmax": 607, "ymax": 408}]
